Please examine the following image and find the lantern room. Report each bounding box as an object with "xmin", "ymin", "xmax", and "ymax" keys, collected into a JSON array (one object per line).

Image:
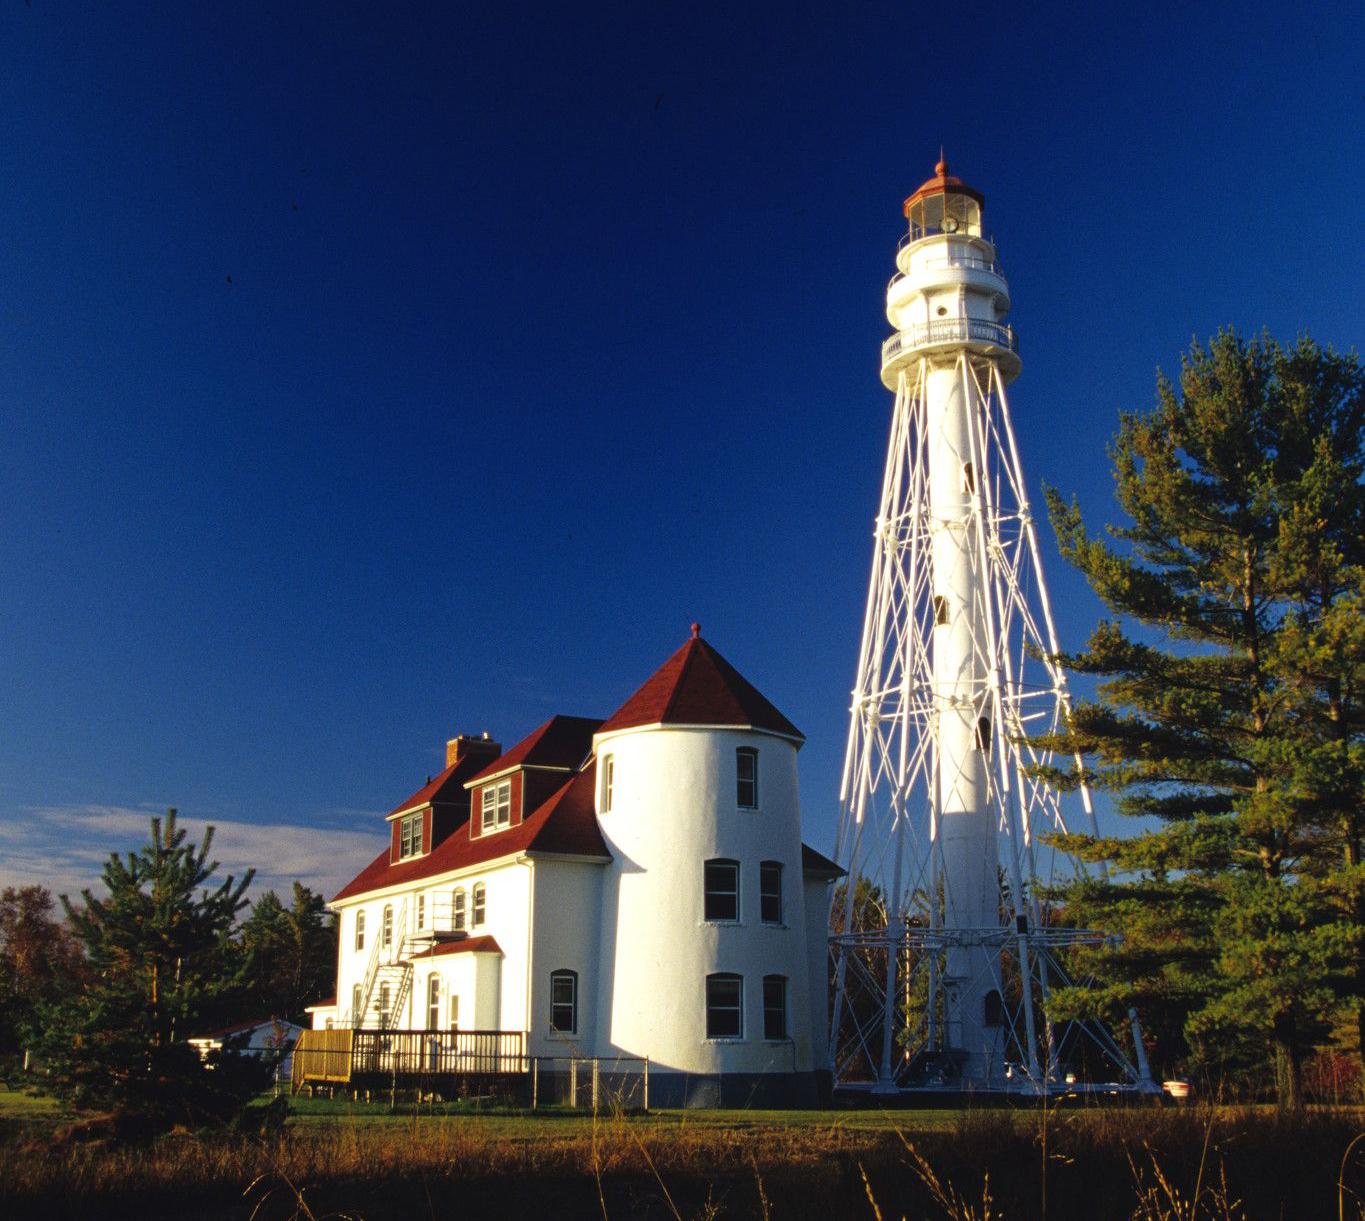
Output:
[{"xmin": 903, "ymin": 158, "xmax": 984, "ymax": 241}]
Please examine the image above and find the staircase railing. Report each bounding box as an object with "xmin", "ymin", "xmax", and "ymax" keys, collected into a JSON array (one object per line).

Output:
[{"xmin": 356, "ymin": 896, "xmax": 408, "ymax": 1029}]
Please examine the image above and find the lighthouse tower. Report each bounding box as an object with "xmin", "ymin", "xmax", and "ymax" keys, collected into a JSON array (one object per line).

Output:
[{"xmin": 828, "ymin": 161, "xmax": 1156, "ymax": 1096}]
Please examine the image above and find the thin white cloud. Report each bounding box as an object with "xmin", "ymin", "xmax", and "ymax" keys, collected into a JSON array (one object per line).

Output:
[{"xmin": 0, "ymin": 804, "xmax": 388, "ymax": 907}]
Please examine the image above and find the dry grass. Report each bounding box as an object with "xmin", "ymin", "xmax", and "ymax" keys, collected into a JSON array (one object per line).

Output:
[{"xmin": 0, "ymin": 1101, "xmax": 1361, "ymax": 1220}]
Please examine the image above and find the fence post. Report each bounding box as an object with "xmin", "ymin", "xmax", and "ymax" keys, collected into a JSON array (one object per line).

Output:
[
  {"xmin": 643, "ymin": 1057, "xmax": 649, "ymax": 1112},
  {"xmin": 592, "ymin": 1058, "xmax": 599, "ymax": 1114},
  {"xmin": 531, "ymin": 1057, "xmax": 539, "ymax": 1111}
]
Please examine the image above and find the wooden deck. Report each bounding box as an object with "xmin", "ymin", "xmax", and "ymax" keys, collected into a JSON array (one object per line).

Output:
[{"xmin": 292, "ymin": 1028, "xmax": 527, "ymax": 1092}]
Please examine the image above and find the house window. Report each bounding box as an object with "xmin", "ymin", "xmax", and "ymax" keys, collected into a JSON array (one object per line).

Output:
[
  {"xmin": 550, "ymin": 969, "xmax": 578, "ymax": 1034},
  {"xmin": 453, "ymin": 887, "xmax": 466, "ymax": 931},
  {"xmin": 975, "ymin": 716, "xmax": 992, "ymax": 753},
  {"xmin": 601, "ymin": 755, "xmax": 615, "ymax": 813},
  {"xmin": 759, "ymin": 861, "xmax": 783, "ymax": 925},
  {"xmin": 427, "ymin": 975, "xmax": 441, "ymax": 1030},
  {"xmin": 706, "ymin": 973, "xmax": 743, "ymax": 1039},
  {"xmin": 417, "ymin": 894, "xmax": 425, "ymax": 930},
  {"xmin": 381, "ymin": 904, "xmax": 393, "ymax": 949},
  {"xmin": 763, "ymin": 975, "xmax": 788, "ymax": 1040},
  {"xmin": 399, "ymin": 811, "xmax": 422, "ymax": 860},
  {"xmin": 736, "ymin": 748, "xmax": 758, "ymax": 809},
  {"xmin": 472, "ymin": 883, "xmax": 486, "ymax": 927},
  {"xmin": 355, "ymin": 910, "xmax": 366, "ymax": 952},
  {"xmin": 378, "ymin": 981, "xmax": 392, "ymax": 1026},
  {"xmin": 352, "ymin": 984, "xmax": 362, "ymax": 1025},
  {"xmin": 449, "ymin": 995, "xmax": 459, "ymax": 1029},
  {"xmin": 481, "ymin": 780, "xmax": 512, "ymax": 832},
  {"xmin": 704, "ymin": 859, "xmax": 740, "ymax": 922}
]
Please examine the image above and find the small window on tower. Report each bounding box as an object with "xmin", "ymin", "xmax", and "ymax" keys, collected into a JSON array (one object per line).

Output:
[
  {"xmin": 759, "ymin": 861, "xmax": 783, "ymax": 925},
  {"xmin": 706, "ymin": 973, "xmax": 744, "ymax": 1039},
  {"xmin": 933, "ymin": 595, "xmax": 949, "ymax": 626},
  {"xmin": 601, "ymin": 755, "xmax": 615, "ymax": 813},
  {"xmin": 736, "ymin": 748, "xmax": 758, "ymax": 809},
  {"xmin": 975, "ymin": 716, "xmax": 992, "ymax": 753},
  {"xmin": 704, "ymin": 859, "xmax": 740, "ymax": 922},
  {"xmin": 962, "ymin": 462, "xmax": 976, "ymax": 495}
]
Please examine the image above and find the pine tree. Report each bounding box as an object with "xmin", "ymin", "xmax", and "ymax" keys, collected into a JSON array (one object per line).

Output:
[
  {"xmin": 1040, "ymin": 330, "xmax": 1363, "ymax": 1109},
  {"xmin": 238, "ymin": 882, "xmax": 337, "ymax": 1022},
  {"xmin": 39, "ymin": 809, "xmax": 263, "ymax": 1123}
]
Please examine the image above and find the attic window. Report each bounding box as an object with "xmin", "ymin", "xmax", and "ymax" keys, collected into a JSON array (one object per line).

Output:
[
  {"xmin": 398, "ymin": 812, "xmax": 423, "ymax": 860},
  {"xmin": 480, "ymin": 781, "xmax": 512, "ymax": 833}
]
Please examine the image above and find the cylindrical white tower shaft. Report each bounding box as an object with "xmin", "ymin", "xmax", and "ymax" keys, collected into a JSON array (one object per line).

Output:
[{"xmin": 880, "ymin": 160, "xmax": 1020, "ymax": 1086}]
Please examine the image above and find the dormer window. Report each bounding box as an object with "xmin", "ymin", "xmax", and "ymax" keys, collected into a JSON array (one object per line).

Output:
[
  {"xmin": 480, "ymin": 781, "xmax": 511, "ymax": 833},
  {"xmin": 398, "ymin": 811, "xmax": 423, "ymax": 860}
]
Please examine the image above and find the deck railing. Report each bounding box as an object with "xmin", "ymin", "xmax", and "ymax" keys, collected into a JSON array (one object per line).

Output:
[{"xmin": 294, "ymin": 1028, "xmax": 528, "ymax": 1088}]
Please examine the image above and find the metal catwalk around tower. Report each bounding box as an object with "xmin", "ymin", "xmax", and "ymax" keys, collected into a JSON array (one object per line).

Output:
[{"xmin": 828, "ymin": 161, "xmax": 1157, "ymax": 1097}]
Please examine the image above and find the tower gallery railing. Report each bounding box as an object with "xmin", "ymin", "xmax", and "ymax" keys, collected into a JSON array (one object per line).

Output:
[{"xmin": 881, "ymin": 319, "xmax": 1018, "ymax": 365}]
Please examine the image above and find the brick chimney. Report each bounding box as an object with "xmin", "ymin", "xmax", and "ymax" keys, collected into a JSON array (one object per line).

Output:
[{"xmin": 446, "ymin": 731, "xmax": 501, "ymax": 769}]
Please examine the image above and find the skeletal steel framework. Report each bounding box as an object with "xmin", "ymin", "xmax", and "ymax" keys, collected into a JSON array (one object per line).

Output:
[{"xmin": 828, "ymin": 163, "xmax": 1157, "ymax": 1096}]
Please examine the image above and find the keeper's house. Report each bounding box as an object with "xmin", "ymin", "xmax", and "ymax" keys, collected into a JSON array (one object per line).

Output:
[{"xmin": 302, "ymin": 628, "xmax": 841, "ymax": 1106}]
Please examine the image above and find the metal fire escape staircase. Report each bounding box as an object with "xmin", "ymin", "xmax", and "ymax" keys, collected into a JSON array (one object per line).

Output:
[{"xmin": 354, "ymin": 896, "xmax": 464, "ymax": 1029}]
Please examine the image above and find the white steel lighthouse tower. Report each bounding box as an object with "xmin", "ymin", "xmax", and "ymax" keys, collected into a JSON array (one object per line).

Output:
[{"xmin": 828, "ymin": 161, "xmax": 1155, "ymax": 1096}]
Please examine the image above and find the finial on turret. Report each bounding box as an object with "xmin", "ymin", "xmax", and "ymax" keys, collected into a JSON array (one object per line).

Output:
[
  {"xmin": 937, "ymin": 148, "xmax": 947, "ymax": 176},
  {"xmin": 690, "ymin": 621, "xmax": 701, "ymax": 639}
]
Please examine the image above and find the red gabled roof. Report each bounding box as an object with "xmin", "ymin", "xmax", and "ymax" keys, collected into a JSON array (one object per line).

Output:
[
  {"xmin": 467, "ymin": 715, "xmax": 602, "ymax": 785},
  {"xmin": 596, "ymin": 631, "xmax": 803, "ymax": 741},
  {"xmin": 388, "ymin": 751, "xmax": 490, "ymax": 819},
  {"xmin": 332, "ymin": 761, "xmax": 610, "ymax": 903},
  {"xmin": 409, "ymin": 935, "xmax": 503, "ymax": 959}
]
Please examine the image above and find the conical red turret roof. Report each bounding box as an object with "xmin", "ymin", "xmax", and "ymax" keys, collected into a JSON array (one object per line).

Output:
[{"xmin": 597, "ymin": 628, "xmax": 803, "ymax": 741}]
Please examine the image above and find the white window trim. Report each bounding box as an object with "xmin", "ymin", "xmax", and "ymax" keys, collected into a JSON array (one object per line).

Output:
[
  {"xmin": 703, "ymin": 859, "xmax": 741, "ymax": 924},
  {"xmin": 480, "ymin": 780, "xmax": 513, "ymax": 833},
  {"xmin": 736, "ymin": 747, "xmax": 759, "ymax": 810}
]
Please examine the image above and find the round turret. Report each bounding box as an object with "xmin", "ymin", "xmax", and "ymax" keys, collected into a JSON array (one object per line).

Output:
[{"xmin": 588, "ymin": 632, "xmax": 824, "ymax": 1106}]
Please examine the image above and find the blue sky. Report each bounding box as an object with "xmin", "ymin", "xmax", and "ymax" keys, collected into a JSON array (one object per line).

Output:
[{"xmin": 1, "ymin": 2, "xmax": 1360, "ymax": 900}]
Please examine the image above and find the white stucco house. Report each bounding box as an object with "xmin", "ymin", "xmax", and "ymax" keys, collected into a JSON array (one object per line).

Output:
[{"xmin": 306, "ymin": 627, "xmax": 841, "ymax": 1106}]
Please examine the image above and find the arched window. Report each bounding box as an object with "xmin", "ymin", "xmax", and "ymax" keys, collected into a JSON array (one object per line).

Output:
[
  {"xmin": 550, "ymin": 969, "xmax": 578, "ymax": 1034},
  {"xmin": 984, "ymin": 989, "xmax": 1006, "ymax": 1027},
  {"xmin": 472, "ymin": 883, "xmax": 486, "ymax": 927},
  {"xmin": 427, "ymin": 974, "xmax": 441, "ymax": 1030},
  {"xmin": 706, "ymin": 973, "xmax": 743, "ymax": 1039},
  {"xmin": 352, "ymin": 984, "xmax": 362, "ymax": 1026},
  {"xmin": 382, "ymin": 904, "xmax": 393, "ymax": 949},
  {"xmin": 759, "ymin": 861, "xmax": 783, "ymax": 925},
  {"xmin": 355, "ymin": 910, "xmax": 366, "ymax": 952},
  {"xmin": 453, "ymin": 887, "xmax": 467, "ymax": 931},
  {"xmin": 736, "ymin": 748, "xmax": 758, "ymax": 809},
  {"xmin": 704, "ymin": 859, "xmax": 740, "ymax": 922},
  {"xmin": 762, "ymin": 975, "xmax": 788, "ymax": 1040},
  {"xmin": 975, "ymin": 717, "xmax": 992, "ymax": 753}
]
